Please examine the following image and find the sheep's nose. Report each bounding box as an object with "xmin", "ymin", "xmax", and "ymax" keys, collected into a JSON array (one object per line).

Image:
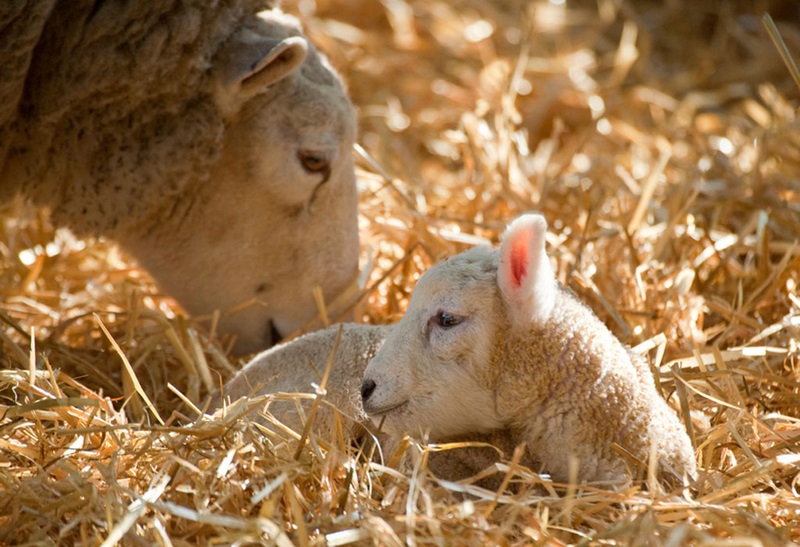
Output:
[{"xmin": 361, "ymin": 378, "xmax": 376, "ymax": 402}]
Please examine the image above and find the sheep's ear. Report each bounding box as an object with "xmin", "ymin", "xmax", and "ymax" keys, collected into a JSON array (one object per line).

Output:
[
  {"xmin": 497, "ymin": 213, "xmax": 556, "ymax": 326},
  {"xmin": 214, "ymin": 34, "xmax": 307, "ymax": 113},
  {"xmin": 237, "ymin": 36, "xmax": 307, "ymax": 94}
]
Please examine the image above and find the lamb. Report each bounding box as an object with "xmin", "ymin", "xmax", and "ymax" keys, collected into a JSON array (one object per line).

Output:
[
  {"xmin": 0, "ymin": 2, "xmax": 359, "ymax": 354},
  {"xmin": 361, "ymin": 213, "xmax": 697, "ymax": 484}
]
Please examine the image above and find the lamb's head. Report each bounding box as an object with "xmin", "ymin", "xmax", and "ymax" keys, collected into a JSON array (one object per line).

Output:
[
  {"xmin": 361, "ymin": 213, "xmax": 557, "ymax": 439},
  {"xmin": 361, "ymin": 247, "xmax": 504, "ymax": 438},
  {"xmin": 125, "ymin": 10, "xmax": 359, "ymax": 354}
]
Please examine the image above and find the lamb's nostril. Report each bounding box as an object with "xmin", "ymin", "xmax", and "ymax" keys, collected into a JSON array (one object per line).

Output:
[{"xmin": 361, "ymin": 378, "xmax": 376, "ymax": 402}]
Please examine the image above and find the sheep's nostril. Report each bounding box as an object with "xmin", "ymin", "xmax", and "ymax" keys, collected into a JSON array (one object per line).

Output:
[
  {"xmin": 265, "ymin": 320, "xmax": 283, "ymax": 347},
  {"xmin": 361, "ymin": 378, "xmax": 376, "ymax": 402}
]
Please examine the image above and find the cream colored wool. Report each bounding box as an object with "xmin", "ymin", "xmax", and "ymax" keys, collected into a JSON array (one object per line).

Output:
[{"xmin": 218, "ymin": 323, "xmax": 390, "ymax": 433}]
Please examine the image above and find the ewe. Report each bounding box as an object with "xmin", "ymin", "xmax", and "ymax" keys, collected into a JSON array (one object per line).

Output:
[
  {"xmin": 0, "ymin": 2, "xmax": 358, "ymax": 353},
  {"xmin": 362, "ymin": 213, "xmax": 697, "ymax": 483}
]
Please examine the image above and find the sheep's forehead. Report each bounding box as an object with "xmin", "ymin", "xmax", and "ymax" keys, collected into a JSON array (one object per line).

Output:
[{"xmin": 257, "ymin": 10, "xmax": 304, "ymax": 36}]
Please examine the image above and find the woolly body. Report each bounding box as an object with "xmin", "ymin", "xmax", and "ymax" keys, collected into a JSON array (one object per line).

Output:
[{"xmin": 218, "ymin": 323, "xmax": 390, "ymax": 432}]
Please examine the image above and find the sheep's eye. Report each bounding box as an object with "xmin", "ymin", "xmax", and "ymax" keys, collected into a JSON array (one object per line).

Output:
[
  {"xmin": 435, "ymin": 311, "xmax": 462, "ymax": 328},
  {"xmin": 298, "ymin": 151, "xmax": 329, "ymax": 173}
]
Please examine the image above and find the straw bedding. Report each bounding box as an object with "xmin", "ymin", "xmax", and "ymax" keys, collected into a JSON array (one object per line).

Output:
[{"xmin": 1, "ymin": 0, "xmax": 799, "ymax": 544}]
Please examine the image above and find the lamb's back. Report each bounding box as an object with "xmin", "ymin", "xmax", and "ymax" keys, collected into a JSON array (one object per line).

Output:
[{"xmin": 218, "ymin": 324, "xmax": 390, "ymax": 432}]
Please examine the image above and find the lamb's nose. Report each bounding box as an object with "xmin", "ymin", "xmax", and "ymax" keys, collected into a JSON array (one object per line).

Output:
[{"xmin": 361, "ymin": 378, "xmax": 377, "ymax": 402}]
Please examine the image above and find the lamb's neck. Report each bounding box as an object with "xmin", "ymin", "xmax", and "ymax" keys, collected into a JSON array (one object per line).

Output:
[{"xmin": 492, "ymin": 292, "xmax": 630, "ymax": 423}]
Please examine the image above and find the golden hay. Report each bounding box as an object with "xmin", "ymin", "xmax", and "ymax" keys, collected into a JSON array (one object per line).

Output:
[{"xmin": 1, "ymin": 0, "xmax": 799, "ymax": 544}]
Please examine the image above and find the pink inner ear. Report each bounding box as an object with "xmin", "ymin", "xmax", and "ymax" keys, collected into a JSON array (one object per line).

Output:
[{"xmin": 510, "ymin": 229, "xmax": 531, "ymax": 287}]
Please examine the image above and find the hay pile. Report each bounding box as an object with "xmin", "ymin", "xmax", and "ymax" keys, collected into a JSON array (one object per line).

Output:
[{"xmin": 2, "ymin": 0, "xmax": 799, "ymax": 543}]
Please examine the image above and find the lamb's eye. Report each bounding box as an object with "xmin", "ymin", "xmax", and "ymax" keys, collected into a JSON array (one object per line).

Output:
[
  {"xmin": 298, "ymin": 151, "xmax": 329, "ymax": 174},
  {"xmin": 435, "ymin": 311, "xmax": 462, "ymax": 328}
]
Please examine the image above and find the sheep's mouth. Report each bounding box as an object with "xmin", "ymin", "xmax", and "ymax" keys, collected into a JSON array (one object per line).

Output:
[
  {"xmin": 264, "ymin": 319, "xmax": 283, "ymax": 347},
  {"xmin": 364, "ymin": 400, "xmax": 409, "ymax": 418}
]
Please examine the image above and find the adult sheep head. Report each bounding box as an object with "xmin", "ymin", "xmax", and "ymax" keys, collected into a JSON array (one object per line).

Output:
[
  {"xmin": 1, "ymin": 6, "xmax": 358, "ymax": 355},
  {"xmin": 121, "ymin": 11, "xmax": 360, "ymax": 354}
]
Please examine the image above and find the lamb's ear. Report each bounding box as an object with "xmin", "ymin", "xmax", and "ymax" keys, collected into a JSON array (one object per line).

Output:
[
  {"xmin": 497, "ymin": 213, "xmax": 556, "ymax": 326},
  {"xmin": 214, "ymin": 34, "xmax": 308, "ymax": 113}
]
